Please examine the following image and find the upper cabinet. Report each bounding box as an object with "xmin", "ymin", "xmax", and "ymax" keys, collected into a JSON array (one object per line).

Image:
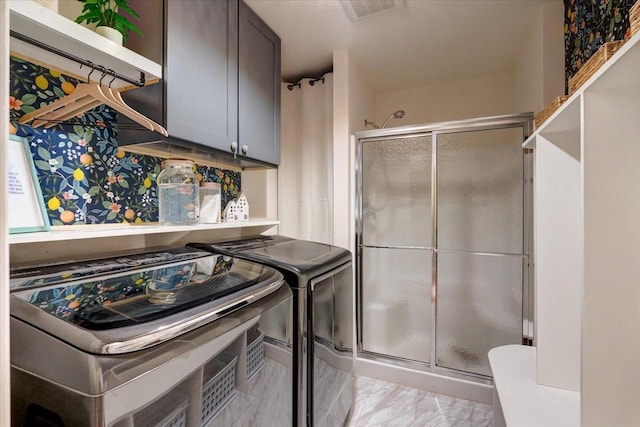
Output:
[
  {"xmin": 8, "ymin": 0, "xmax": 161, "ymax": 89},
  {"xmin": 165, "ymin": 0, "xmax": 238, "ymax": 156},
  {"xmin": 121, "ymin": 0, "xmax": 281, "ymax": 167},
  {"xmin": 238, "ymin": 1, "xmax": 281, "ymax": 166}
]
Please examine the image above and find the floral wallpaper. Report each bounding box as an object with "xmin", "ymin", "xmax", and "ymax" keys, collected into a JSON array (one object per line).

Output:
[
  {"xmin": 564, "ymin": 0, "xmax": 636, "ymax": 90},
  {"xmin": 9, "ymin": 57, "xmax": 241, "ymax": 226}
]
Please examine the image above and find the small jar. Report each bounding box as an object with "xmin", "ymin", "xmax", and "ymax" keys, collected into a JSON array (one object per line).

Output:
[
  {"xmin": 156, "ymin": 159, "xmax": 199, "ymax": 225},
  {"xmin": 199, "ymin": 182, "xmax": 221, "ymax": 223}
]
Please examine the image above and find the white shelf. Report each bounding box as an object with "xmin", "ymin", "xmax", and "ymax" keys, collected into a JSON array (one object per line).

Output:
[
  {"xmin": 524, "ymin": 95, "xmax": 582, "ymax": 150},
  {"xmin": 528, "ymin": 29, "xmax": 640, "ymax": 142},
  {"xmin": 489, "ymin": 345, "xmax": 580, "ymax": 427},
  {"xmin": 526, "ymin": 29, "xmax": 640, "ymax": 422},
  {"xmin": 9, "ymin": 220, "xmax": 279, "ymax": 244},
  {"xmin": 9, "ymin": 0, "xmax": 161, "ymax": 89}
]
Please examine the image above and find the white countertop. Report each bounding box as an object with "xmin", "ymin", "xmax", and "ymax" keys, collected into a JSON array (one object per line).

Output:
[{"xmin": 489, "ymin": 345, "xmax": 580, "ymax": 427}]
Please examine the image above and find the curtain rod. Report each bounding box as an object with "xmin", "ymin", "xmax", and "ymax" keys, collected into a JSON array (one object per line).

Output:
[
  {"xmin": 9, "ymin": 30, "xmax": 146, "ymax": 87},
  {"xmin": 286, "ymin": 76, "xmax": 326, "ymax": 91}
]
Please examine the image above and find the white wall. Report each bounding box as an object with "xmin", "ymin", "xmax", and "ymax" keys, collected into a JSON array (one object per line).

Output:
[
  {"xmin": 332, "ymin": 49, "xmax": 375, "ymax": 251},
  {"xmin": 513, "ymin": 0, "xmax": 564, "ymax": 115},
  {"xmin": 582, "ymin": 86, "xmax": 640, "ymax": 427},
  {"xmin": 333, "ymin": 50, "xmax": 349, "ymax": 250},
  {"xmin": 513, "ymin": 6, "xmax": 544, "ymax": 114},
  {"xmin": 242, "ymin": 169, "xmax": 278, "ymax": 222},
  {"xmin": 371, "ymin": 1, "xmax": 563, "ymax": 127},
  {"xmin": 542, "ymin": 1, "xmax": 565, "ymax": 106},
  {"xmin": 534, "ymin": 127, "xmax": 582, "ymax": 393},
  {"xmin": 1, "ymin": 2, "xmax": 10, "ymax": 425},
  {"xmin": 375, "ymin": 72, "xmax": 515, "ymax": 127}
]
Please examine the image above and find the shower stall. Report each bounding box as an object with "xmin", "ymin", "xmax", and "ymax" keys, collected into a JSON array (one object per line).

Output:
[{"xmin": 355, "ymin": 113, "xmax": 534, "ymax": 381}]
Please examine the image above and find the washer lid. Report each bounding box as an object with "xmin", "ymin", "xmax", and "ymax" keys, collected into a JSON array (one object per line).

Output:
[
  {"xmin": 10, "ymin": 246, "xmax": 204, "ymax": 291},
  {"xmin": 10, "ymin": 247, "xmax": 283, "ymax": 354}
]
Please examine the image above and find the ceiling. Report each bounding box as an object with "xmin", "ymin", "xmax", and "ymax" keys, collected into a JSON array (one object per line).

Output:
[{"xmin": 245, "ymin": 0, "xmax": 552, "ymax": 93}]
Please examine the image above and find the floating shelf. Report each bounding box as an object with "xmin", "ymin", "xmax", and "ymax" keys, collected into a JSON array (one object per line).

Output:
[
  {"xmin": 9, "ymin": 0, "xmax": 161, "ymax": 89},
  {"xmin": 9, "ymin": 221, "xmax": 280, "ymax": 244},
  {"xmin": 527, "ymin": 29, "xmax": 640, "ymax": 143},
  {"xmin": 523, "ymin": 96, "xmax": 581, "ymax": 149}
]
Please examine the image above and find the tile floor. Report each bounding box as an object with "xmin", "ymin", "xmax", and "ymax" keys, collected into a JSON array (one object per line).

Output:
[{"xmin": 347, "ymin": 375, "xmax": 493, "ymax": 427}]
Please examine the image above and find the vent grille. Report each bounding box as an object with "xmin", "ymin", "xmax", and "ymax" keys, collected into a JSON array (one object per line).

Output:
[{"xmin": 339, "ymin": 0, "xmax": 405, "ymax": 20}]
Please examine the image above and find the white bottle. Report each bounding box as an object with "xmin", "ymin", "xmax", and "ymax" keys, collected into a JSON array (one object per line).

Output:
[{"xmin": 199, "ymin": 182, "xmax": 221, "ymax": 223}]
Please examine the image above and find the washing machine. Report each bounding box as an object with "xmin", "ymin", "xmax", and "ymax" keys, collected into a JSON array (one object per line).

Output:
[{"xmin": 9, "ymin": 246, "xmax": 293, "ymax": 426}]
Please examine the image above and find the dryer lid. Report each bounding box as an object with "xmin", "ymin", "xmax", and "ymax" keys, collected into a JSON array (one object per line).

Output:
[{"xmin": 197, "ymin": 236, "xmax": 352, "ymax": 276}]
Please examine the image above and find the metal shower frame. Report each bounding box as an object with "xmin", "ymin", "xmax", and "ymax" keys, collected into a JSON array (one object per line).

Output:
[{"xmin": 354, "ymin": 112, "xmax": 534, "ymax": 383}]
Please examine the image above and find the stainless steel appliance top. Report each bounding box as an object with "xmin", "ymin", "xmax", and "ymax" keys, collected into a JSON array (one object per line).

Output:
[
  {"xmin": 10, "ymin": 246, "xmax": 284, "ymax": 354},
  {"xmin": 190, "ymin": 235, "xmax": 352, "ymax": 284}
]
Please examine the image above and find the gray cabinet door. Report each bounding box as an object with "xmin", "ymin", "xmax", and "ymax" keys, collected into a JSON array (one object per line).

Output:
[
  {"xmin": 238, "ymin": 0, "xmax": 281, "ymax": 166},
  {"xmin": 122, "ymin": 0, "xmax": 238, "ymax": 153},
  {"xmin": 166, "ymin": 0, "xmax": 238, "ymax": 154},
  {"xmin": 119, "ymin": 0, "xmax": 164, "ymax": 146}
]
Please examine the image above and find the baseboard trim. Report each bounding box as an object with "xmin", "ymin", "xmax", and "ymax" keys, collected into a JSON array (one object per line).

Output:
[{"xmin": 353, "ymin": 357, "xmax": 493, "ymax": 404}]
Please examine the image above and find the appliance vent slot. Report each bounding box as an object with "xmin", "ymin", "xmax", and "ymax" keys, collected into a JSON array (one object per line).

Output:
[{"xmin": 339, "ymin": 0, "xmax": 405, "ymax": 20}]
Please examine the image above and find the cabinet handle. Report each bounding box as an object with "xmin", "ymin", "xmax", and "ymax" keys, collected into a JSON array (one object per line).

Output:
[
  {"xmin": 230, "ymin": 141, "xmax": 238, "ymax": 153},
  {"xmin": 241, "ymin": 144, "xmax": 249, "ymax": 155}
]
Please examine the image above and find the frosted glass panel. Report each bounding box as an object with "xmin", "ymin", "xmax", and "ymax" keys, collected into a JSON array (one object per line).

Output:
[
  {"xmin": 362, "ymin": 247, "xmax": 431, "ymax": 362},
  {"xmin": 435, "ymin": 252, "xmax": 523, "ymax": 376},
  {"xmin": 362, "ymin": 136, "xmax": 432, "ymax": 247},
  {"xmin": 437, "ymin": 128, "xmax": 524, "ymax": 253}
]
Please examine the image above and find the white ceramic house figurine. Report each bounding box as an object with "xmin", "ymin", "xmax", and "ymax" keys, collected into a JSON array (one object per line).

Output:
[
  {"xmin": 223, "ymin": 193, "xmax": 249, "ymax": 222},
  {"xmin": 236, "ymin": 192, "xmax": 249, "ymax": 221},
  {"xmin": 223, "ymin": 200, "xmax": 238, "ymax": 223}
]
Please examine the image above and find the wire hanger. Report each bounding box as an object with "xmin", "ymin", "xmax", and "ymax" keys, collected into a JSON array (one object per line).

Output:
[{"xmin": 19, "ymin": 63, "xmax": 168, "ymax": 136}]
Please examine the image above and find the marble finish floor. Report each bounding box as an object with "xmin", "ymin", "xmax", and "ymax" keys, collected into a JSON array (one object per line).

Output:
[{"xmin": 347, "ymin": 375, "xmax": 493, "ymax": 427}]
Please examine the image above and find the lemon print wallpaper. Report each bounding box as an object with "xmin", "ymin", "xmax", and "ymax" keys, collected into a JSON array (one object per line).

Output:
[
  {"xmin": 564, "ymin": 0, "xmax": 635, "ymax": 90},
  {"xmin": 9, "ymin": 57, "xmax": 241, "ymax": 226}
]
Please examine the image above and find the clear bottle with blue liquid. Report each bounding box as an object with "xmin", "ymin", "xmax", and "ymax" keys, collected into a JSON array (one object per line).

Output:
[{"xmin": 157, "ymin": 159, "xmax": 199, "ymax": 225}]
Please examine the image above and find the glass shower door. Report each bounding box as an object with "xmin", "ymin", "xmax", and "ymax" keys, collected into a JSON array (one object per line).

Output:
[
  {"xmin": 434, "ymin": 127, "xmax": 525, "ymax": 376},
  {"xmin": 360, "ymin": 135, "xmax": 432, "ymax": 363}
]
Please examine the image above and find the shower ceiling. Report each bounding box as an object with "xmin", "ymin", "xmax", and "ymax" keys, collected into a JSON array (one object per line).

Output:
[{"xmin": 244, "ymin": 0, "xmax": 553, "ymax": 92}]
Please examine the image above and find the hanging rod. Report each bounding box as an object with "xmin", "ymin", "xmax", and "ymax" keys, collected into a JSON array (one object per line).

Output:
[
  {"xmin": 24, "ymin": 118, "xmax": 151, "ymax": 129},
  {"xmin": 309, "ymin": 77, "xmax": 325, "ymax": 86},
  {"xmin": 9, "ymin": 30, "xmax": 146, "ymax": 87},
  {"xmin": 287, "ymin": 77, "xmax": 325, "ymax": 91}
]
